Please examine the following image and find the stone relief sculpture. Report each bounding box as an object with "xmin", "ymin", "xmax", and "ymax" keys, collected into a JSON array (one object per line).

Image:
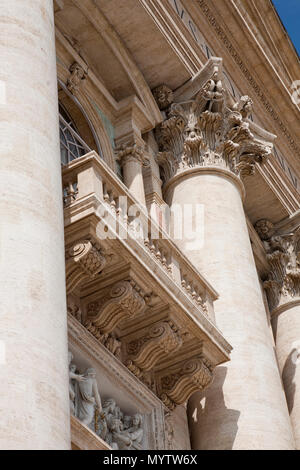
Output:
[
  {"xmin": 69, "ymin": 353, "xmax": 144, "ymax": 449},
  {"xmin": 95, "ymin": 398, "xmax": 144, "ymax": 450},
  {"xmin": 76, "ymin": 368, "xmax": 103, "ymax": 426}
]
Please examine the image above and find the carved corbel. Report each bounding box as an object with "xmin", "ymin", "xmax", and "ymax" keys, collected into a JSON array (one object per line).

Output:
[
  {"xmin": 125, "ymin": 321, "xmax": 182, "ymax": 374},
  {"xmin": 66, "ymin": 240, "xmax": 106, "ymax": 294},
  {"xmin": 157, "ymin": 356, "xmax": 214, "ymax": 410},
  {"xmin": 67, "ymin": 62, "xmax": 87, "ymax": 95},
  {"xmin": 84, "ymin": 280, "xmax": 147, "ymax": 335}
]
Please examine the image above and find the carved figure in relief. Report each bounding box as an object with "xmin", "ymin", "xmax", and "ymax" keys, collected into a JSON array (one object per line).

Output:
[
  {"xmin": 200, "ymin": 70, "xmax": 224, "ymax": 111},
  {"xmin": 109, "ymin": 413, "xmax": 144, "ymax": 450},
  {"xmin": 76, "ymin": 368, "xmax": 102, "ymax": 426},
  {"xmin": 67, "ymin": 62, "xmax": 86, "ymax": 94},
  {"xmin": 95, "ymin": 398, "xmax": 144, "ymax": 449},
  {"xmin": 69, "ymin": 363, "xmax": 85, "ymax": 416}
]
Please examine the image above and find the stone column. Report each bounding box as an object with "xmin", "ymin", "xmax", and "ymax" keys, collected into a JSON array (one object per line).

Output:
[
  {"xmin": 155, "ymin": 74, "xmax": 295, "ymax": 449},
  {"xmin": 117, "ymin": 145, "xmax": 148, "ymax": 206},
  {"xmin": 0, "ymin": 0, "xmax": 70, "ymax": 449},
  {"xmin": 255, "ymin": 219, "xmax": 300, "ymax": 448}
]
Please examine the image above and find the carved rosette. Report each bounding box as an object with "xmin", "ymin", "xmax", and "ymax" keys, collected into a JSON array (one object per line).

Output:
[
  {"xmin": 66, "ymin": 240, "xmax": 106, "ymax": 293},
  {"xmin": 116, "ymin": 144, "xmax": 149, "ymax": 168},
  {"xmin": 155, "ymin": 70, "xmax": 272, "ymax": 184},
  {"xmin": 125, "ymin": 321, "xmax": 182, "ymax": 373},
  {"xmin": 255, "ymin": 219, "xmax": 300, "ymax": 311},
  {"xmin": 158, "ymin": 357, "xmax": 214, "ymax": 410},
  {"xmin": 84, "ymin": 280, "xmax": 146, "ymax": 335}
]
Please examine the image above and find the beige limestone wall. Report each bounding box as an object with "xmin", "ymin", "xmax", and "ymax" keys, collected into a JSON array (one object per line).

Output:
[
  {"xmin": 272, "ymin": 304, "xmax": 300, "ymax": 448},
  {"xmin": 166, "ymin": 169, "xmax": 295, "ymax": 449},
  {"xmin": 0, "ymin": 0, "xmax": 70, "ymax": 449}
]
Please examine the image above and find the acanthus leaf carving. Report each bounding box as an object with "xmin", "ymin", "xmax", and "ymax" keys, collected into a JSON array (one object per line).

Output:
[
  {"xmin": 255, "ymin": 219, "xmax": 300, "ymax": 311},
  {"xmin": 116, "ymin": 144, "xmax": 149, "ymax": 167},
  {"xmin": 155, "ymin": 69, "xmax": 272, "ymax": 184}
]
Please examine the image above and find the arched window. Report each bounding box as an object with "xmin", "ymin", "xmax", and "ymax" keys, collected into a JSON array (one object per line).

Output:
[
  {"xmin": 59, "ymin": 104, "xmax": 91, "ymax": 165},
  {"xmin": 58, "ymin": 79, "xmax": 102, "ymax": 166}
]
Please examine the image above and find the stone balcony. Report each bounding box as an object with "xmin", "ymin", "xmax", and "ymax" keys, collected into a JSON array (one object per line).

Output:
[{"xmin": 62, "ymin": 151, "xmax": 232, "ymax": 409}]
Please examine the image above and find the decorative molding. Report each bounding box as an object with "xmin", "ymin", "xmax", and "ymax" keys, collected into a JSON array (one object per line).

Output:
[
  {"xmin": 255, "ymin": 219, "xmax": 300, "ymax": 312},
  {"xmin": 67, "ymin": 62, "xmax": 87, "ymax": 95},
  {"xmin": 196, "ymin": 0, "xmax": 300, "ymax": 159},
  {"xmin": 71, "ymin": 415, "xmax": 111, "ymax": 450},
  {"xmin": 157, "ymin": 356, "xmax": 213, "ymax": 410},
  {"xmin": 66, "ymin": 240, "xmax": 106, "ymax": 293},
  {"xmin": 155, "ymin": 68, "xmax": 272, "ymax": 185},
  {"xmin": 85, "ymin": 280, "xmax": 147, "ymax": 335}
]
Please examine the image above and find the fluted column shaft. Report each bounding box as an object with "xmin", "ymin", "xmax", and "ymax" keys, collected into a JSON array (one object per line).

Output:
[
  {"xmin": 165, "ymin": 169, "xmax": 294, "ymax": 449},
  {"xmin": 272, "ymin": 304, "xmax": 300, "ymax": 448},
  {"xmin": 0, "ymin": 0, "xmax": 70, "ymax": 449},
  {"xmin": 254, "ymin": 219, "xmax": 300, "ymax": 449}
]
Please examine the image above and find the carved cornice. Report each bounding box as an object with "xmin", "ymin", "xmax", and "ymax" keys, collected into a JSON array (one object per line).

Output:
[
  {"xmin": 125, "ymin": 321, "xmax": 182, "ymax": 373},
  {"xmin": 84, "ymin": 280, "xmax": 147, "ymax": 335},
  {"xmin": 255, "ymin": 219, "xmax": 300, "ymax": 312},
  {"xmin": 157, "ymin": 356, "xmax": 214, "ymax": 410},
  {"xmin": 155, "ymin": 69, "xmax": 272, "ymax": 185},
  {"xmin": 116, "ymin": 144, "xmax": 150, "ymax": 167},
  {"xmin": 196, "ymin": 0, "xmax": 300, "ymax": 159},
  {"xmin": 66, "ymin": 240, "xmax": 106, "ymax": 293}
]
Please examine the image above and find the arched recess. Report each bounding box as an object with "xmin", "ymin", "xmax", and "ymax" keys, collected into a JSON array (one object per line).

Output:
[{"xmin": 57, "ymin": 74, "xmax": 116, "ymax": 171}]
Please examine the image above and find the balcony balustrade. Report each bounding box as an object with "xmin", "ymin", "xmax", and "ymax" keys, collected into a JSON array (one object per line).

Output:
[{"xmin": 62, "ymin": 150, "xmax": 231, "ymax": 409}]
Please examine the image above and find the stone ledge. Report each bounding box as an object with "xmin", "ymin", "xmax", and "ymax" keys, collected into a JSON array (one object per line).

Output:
[{"xmin": 71, "ymin": 415, "xmax": 111, "ymax": 450}]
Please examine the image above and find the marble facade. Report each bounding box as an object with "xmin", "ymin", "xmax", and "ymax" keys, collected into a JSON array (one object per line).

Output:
[{"xmin": 0, "ymin": 0, "xmax": 299, "ymax": 450}]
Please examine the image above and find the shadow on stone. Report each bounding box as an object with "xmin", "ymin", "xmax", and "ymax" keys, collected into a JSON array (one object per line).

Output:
[
  {"xmin": 282, "ymin": 349, "xmax": 297, "ymax": 415},
  {"xmin": 187, "ymin": 366, "xmax": 240, "ymax": 450}
]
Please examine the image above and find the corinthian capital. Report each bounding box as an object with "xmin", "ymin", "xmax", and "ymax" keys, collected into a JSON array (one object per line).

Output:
[
  {"xmin": 155, "ymin": 69, "xmax": 273, "ymax": 184},
  {"xmin": 255, "ymin": 219, "xmax": 300, "ymax": 311},
  {"xmin": 116, "ymin": 144, "xmax": 149, "ymax": 167}
]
